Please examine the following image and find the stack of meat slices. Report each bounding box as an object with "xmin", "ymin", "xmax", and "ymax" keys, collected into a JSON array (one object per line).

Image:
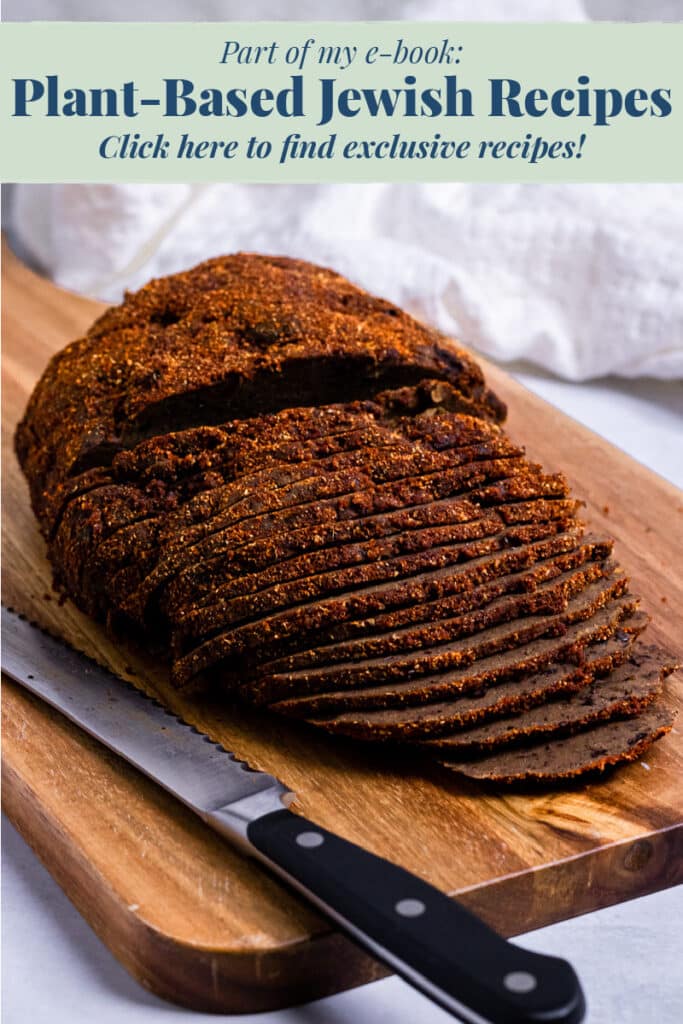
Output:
[
  {"xmin": 44, "ymin": 382, "xmax": 677, "ymax": 785},
  {"xmin": 16, "ymin": 254, "xmax": 677, "ymax": 786}
]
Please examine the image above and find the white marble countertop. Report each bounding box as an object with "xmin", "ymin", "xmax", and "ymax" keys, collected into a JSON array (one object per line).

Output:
[{"xmin": 3, "ymin": 369, "xmax": 683, "ymax": 1024}]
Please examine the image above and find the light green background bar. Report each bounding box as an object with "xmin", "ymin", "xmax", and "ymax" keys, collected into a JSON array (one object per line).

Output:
[{"xmin": 0, "ymin": 22, "xmax": 680, "ymax": 182}]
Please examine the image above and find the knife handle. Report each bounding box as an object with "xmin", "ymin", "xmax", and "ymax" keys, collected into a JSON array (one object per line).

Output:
[{"xmin": 247, "ymin": 810, "xmax": 585, "ymax": 1024}]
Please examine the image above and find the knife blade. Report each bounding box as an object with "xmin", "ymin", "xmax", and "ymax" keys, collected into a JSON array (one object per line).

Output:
[{"xmin": 2, "ymin": 606, "xmax": 585, "ymax": 1024}]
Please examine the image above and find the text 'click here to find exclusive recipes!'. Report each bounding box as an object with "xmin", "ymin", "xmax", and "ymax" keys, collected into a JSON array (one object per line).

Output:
[{"xmin": 2, "ymin": 21, "xmax": 681, "ymax": 181}]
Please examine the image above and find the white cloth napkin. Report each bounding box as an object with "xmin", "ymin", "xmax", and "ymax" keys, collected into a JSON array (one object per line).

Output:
[
  {"xmin": 10, "ymin": 180, "xmax": 682, "ymax": 381},
  {"xmin": 6, "ymin": 0, "xmax": 683, "ymax": 381}
]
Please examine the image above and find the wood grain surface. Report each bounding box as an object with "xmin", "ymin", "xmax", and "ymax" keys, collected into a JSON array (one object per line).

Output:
[{"xmin": 2, "ymin": 241, "xmax": 682, "ymax": 1013}]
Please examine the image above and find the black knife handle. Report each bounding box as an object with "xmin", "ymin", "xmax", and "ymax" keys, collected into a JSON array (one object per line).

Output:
[{"xmin": 247, "ymin": 810, "xmax": 585, "ymax": 1024}]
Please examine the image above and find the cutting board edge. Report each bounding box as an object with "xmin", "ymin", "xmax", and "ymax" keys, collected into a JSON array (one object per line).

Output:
[
  {"xmin": 455, "ymin": 817, "xmax": 683, "ymax": 936},
  {"xmin": 1, "ymin": 749, "xmax": 389, "ymax": 1013},
  {"xmin": 4, "ymin": 724, "xmax": 682, "ymax": 1011}
]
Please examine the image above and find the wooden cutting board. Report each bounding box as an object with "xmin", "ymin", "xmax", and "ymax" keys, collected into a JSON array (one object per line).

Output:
[{"xmin": 2, "ymin": 241, "xmax": 682, "ymax": 1014}]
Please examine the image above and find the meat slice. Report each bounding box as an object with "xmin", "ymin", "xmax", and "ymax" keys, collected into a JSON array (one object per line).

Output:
[
  {"xmin": 79, "ymin": 438, "xmax": 406, "ymax": 563},
  {"xmin": 164, "ymin": 494, "xmax": 579, "ymax": 620},
  {"xmin": 177, "ymin": 497, "xmax": 493, "ymax": 583},
  {"xmin": 248, "ymin": 573, "xmax": 629, "ymax": 704},
  {"xmin": 171, "ymin": 523, "xmax": 583, "ymax": 683},
  {"xmin": 471, "ymin": 473, "xmax": 569, "ymax": 504},
  {"xmin": 53, "ymin": 400, "xmax": 438, "ymax": 599},
  {"xmin": 82, "ymin": 441, "xmax": 396, "ymax": 582},
  {"xmin": 421, "ymin": 645, "xmax": 677, "ymax": 753},
  {"xmin": 157, "ymin": 454, "xmax": 532, "ymax": 612},
  {"xmin": 267, "ymin": 601, "xmax": 643, "ymax": 715},
  {"xmin": 175, "ymin": 529, "xmax": 593, "ymax": 681},
  {"xmin": 61, "ymin": 403, "xmax": 534, "ymax": 624},
  {"xmin": 163, "ymin": 517, "xmax": 500, "ymax": 623},
  {"xmin": 49, "ymin": 406, "xmax": 395, "ymax": 547},
  {"xmin": 90, "ymin": 413, "xmax": 518, "ymax": 576},
  {"xmin": 46, "ymin": 466, "xmax": 115, "ymax": 541},
  {"xmin": 121, "ymin": 454, "xmax": 535, "ymax": 622},
  {"xmin": 49, "ymin": 395, "xmax": 562, "ymax": 636},
  {"xmin": 173, "ymin": 524, "xmax": 550, "ymax": 649},
  {"xmin": 260, "ymin": 558, "xmax": 611, "ymax": 676},
  {"xmin": 167, "ymin": 498, "xmax": 578, "ymax": 635},
  {"xmin": 282, "ymin": 536, "xmax": 613, "ymax": 656},
  {"xmin": 440, "ymin": 702, "xmax": 676, "ymax": 783},
  {"xmin": 167, "ymin": 524, "xmax": 585, "ymax": 684},
  {"xmin": 308, "ymin": 629, "xmax": 645, "ymax": 740},
  {"xmin": 114, "ymin": 498, "xmax": 494, "ymax": 625}
]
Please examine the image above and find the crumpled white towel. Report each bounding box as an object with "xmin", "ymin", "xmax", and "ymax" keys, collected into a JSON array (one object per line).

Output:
[{"xmin": 9, "ymin": 180, "xmax": 682, "ymax": 381}]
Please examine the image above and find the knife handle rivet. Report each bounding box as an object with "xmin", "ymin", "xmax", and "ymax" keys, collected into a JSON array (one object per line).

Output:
[
  {"xmin": 503, "ymin": 971, "xmax": 537, "ymax": 994},
  {"xmin": 395, "ymin": 898, "xmax": 426, "ymax": 918},
  {"xmin": 296, "ymin": 831, "xmax": 325, "ymax": 848}
]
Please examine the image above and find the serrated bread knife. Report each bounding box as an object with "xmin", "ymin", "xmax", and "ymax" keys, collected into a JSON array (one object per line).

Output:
[{"xmin": 2, "ymin": 607, "xmax": 585, "ymax": 1024}]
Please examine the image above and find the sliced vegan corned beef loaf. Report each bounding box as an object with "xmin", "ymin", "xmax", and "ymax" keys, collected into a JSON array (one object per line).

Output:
[{"xmin": 15, "ymin": 253, "xmax": 678, "ymax": 785}]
